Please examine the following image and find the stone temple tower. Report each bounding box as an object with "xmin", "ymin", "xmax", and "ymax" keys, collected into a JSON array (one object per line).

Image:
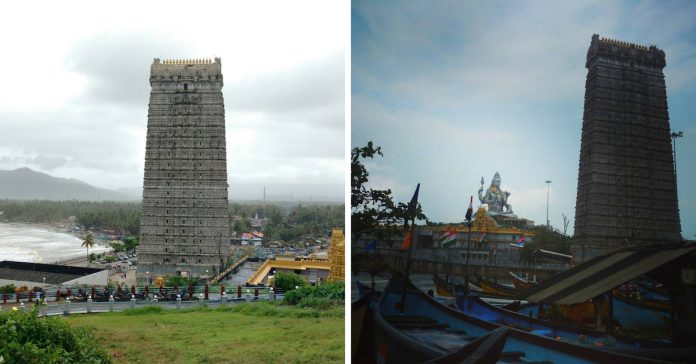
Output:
[
  {"xmin": 574, "ymin": 35, "xmax": 681, "ymax": 261},
  {"xmin": 138, "ymin": 58, "xmax": 230, "ymax": 280}
]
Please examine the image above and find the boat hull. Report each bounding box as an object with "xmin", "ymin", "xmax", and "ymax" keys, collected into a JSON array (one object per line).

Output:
[{"xmin": 374, "ymin": 279, "xmax": 668, "ymax": 364}]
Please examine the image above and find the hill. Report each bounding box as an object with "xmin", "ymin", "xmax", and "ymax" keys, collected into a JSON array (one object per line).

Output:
[{"xmin": 0, "ymin": 167, "xmax": 138, "ymax": 201}]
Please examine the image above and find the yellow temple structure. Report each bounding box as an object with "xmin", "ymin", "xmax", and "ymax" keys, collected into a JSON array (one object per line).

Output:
[
  {"xmin": 246, "ymin": 228, "xmax": 345, "ymax": 285},
  {"xmin": 327, "ymin": 229, "xmax": 345, "ymax": 282}
]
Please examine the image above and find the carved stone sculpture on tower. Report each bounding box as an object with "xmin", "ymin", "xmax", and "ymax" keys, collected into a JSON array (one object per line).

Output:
[{"xmin": 478, "ymin": 172, "xmax": 514, "ymax": 216}]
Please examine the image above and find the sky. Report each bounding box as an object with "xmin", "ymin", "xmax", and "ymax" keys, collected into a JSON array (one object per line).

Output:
[
  {"xmin": 352, "ymin": 0, "xmax": 696, "ymax": 239},
  {"xmin": 0, "ymin": 1, "xmax": 345, "ymax": 202}
]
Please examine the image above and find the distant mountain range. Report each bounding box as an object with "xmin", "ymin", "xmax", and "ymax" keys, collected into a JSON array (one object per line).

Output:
[
  {"xmin": 0, "ymin": 168, "xmax": 139, "ymax": 201},
  {"xmin": 0, "ymin": 168, "xmax": 344, "ymax": 203}
]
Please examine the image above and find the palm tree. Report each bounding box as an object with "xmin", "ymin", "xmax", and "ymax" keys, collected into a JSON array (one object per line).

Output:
[{"xmin": 82, "ymin": 232, "xmax": 95, "ymax": 258}]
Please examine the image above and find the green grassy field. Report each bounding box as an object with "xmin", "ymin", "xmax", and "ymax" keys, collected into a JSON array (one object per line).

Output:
[{"xmin": 66, "ymin": 304, "xmax": 344, "ymax": 364}]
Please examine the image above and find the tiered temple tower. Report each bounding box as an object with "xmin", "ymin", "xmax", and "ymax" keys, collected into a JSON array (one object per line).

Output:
[
  {"xmin": 327, "ymin": 229, "xmax": 345, "ymax": 282},
  {"xmin": 138, "ymin": 58, "xmax": 230, "ymax": 279},
  {"xmin": 574, "ymin": 35, "xmax": 681, "ymax": 261}
]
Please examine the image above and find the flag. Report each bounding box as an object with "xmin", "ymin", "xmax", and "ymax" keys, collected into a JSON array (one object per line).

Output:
[
  {"xmin": 365, "ymin": 240, "xmax": 378, "ymax": 252},
  {"xmin": 403, "ymin": 183, "xmax": 421, "ymax": 232},
  {"xmin": 401, "ymin": 229, "xmax": 413, "ymax": 250},
  {"xmin": 441, "ymin": 227, "xmax": 457, "ymax": 247},
  {"xmin": 510, "ymin": 235, "xmax": 525, "ymax": 248},
  {"xmin": 465, "ymin": 195, "xmax": 473, "ymax": 222},
  {"xmin": 478, "ymin": 231, "xmax": 487, "ymax": 247}
]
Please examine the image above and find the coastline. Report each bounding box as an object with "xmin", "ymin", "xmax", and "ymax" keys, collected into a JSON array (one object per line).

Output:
[{"xmin": 0, "ymin": 222, "xmax": 112, "ymax": 263}]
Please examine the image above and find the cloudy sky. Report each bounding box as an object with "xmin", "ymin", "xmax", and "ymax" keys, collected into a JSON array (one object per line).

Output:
[
  {"xmin": 353, "ymin": 0, "xmax": 696, "ymax": 238},
  {"xmin": 0, "ymin": 1, "xmax": 345, "ymax": 201}
]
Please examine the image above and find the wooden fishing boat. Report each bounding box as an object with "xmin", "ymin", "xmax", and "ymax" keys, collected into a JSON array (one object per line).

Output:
[
  {"xmin": 460, "ymin": 295, "xmax": 696, "ymax": 362},
  {"xmin": 352, "ymin": 293, "xmax": 375, "ymax": 362},
  {"xmin": 508, "ymin": 271, "xmax": 537, "ymax": 290},
  {"xmin": 456, "ymin": 295, "xmax": 673, "ymax": 349},
  {"xmin": 473, "ymin": 273, "xmax": 523, "ymax": 298},
  {"xmin": 612, "ymin": 292, "xmax": 671, "ymax": 330},
  {"xmin": 356, "ymin": 280, "xmax": 377, "ymax": 297},
  {"xmin": 432, "ymin": 274, "xmax": 455, "ymax": 297},
  {"xmin": 374, "ymin": 278, "xmax": 671, "ymax": 364}
]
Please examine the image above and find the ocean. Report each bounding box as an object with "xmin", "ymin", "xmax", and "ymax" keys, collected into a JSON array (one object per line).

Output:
[{"xmin": 0, "ymin": 222, "xmax": 110, "ymax": 263}]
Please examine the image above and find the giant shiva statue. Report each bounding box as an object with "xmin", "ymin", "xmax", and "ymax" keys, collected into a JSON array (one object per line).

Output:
[{"xmin": 478, "ymin": 172, "xmax": 514, "ymax": 216}]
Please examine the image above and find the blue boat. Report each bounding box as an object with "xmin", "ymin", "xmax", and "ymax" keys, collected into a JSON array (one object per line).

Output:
[
  {"xmin": 613, "ymin": 293, "xmax": 671, "ymax": 330},
  {"xmin": 456, "ymin": 294, "xmax": 670, "ymax": 349},
  {"xmin": 374, "ymin": 278, "xmax": 671, "ymax": 364}
]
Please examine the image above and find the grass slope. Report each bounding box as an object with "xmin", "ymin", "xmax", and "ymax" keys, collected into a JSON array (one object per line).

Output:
[{"xmin": 66, "ymin": 304, "xmax": 344, "ymax": 364}]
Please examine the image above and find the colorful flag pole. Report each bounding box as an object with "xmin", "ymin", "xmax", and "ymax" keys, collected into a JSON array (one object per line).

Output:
[{"xmin": 400, "ymin": 183, "xmax": 420, "ymax": 313}]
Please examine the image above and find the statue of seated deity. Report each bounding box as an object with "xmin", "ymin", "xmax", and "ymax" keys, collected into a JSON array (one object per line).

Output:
[{"xmin": 478, "ymin": 172, "xmax": 515, "ymax": 216}]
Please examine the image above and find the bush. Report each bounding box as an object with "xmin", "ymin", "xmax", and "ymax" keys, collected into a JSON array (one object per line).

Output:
[
  {"xmin": 0, "ymin": 309, "xmax": 111, "ymax": 363},
  {"xmin": 166, "ymin": 275, "xmax": 200, "ymax": 287},
  {"xmin": 283, "ymin": 282, "xmax": 344, "ymax": 309},
  {"xmin": 0, "ymin": 284, "xmax": 16, "ymax": 294},
  {"xmin": 273, "ymin": 272, "xmax": 307, "ymax": 293}
]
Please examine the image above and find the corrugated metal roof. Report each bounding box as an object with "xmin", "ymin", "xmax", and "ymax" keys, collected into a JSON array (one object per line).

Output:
[{"xmin": 524, "ymin": 243, "xmax": 696, "ymax": 304}]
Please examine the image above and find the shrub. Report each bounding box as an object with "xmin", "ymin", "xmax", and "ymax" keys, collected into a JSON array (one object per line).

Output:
[
  {"xmin": 273, "ymin": 272, "xmax": 307, "ymax": 293},
  {"xmin": 283, "ymin": 281, "xmax": 344, "ymax": 309},
  {"xmin": 0, "ymin": 284, "xmax": 16, "ymax": 294},
  {"xmin": 0, "ymin": 309, "xmax": 111, "ymax": 363}
]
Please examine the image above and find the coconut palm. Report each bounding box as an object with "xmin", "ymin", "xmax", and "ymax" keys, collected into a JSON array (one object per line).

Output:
[{"xmin": 82, "ymin": 232, "xmax": 95, "ymax": 258}]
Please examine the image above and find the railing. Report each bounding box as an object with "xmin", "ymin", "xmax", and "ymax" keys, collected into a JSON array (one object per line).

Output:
[
  {"xmin": 353, "ymin": 247, "xmax": 568, "ymax": 272},
  {"xmin": 0, "ymin": 285, "xmax": 278, "ymax": 305},
  {"xmin": 5, "ymin": 292, "xmax": 285, "ymax": 317},
  {"xmin": 210, "ymin": 255, "xmax": 249, "ymax": 284}
]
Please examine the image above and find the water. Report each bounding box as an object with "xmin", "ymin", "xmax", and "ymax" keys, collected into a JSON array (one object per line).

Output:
[{"xmin": 0, "ymin": 222, "xmax": 110, "ymax": 263}]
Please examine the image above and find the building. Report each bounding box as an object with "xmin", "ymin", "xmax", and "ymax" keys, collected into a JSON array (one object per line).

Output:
[
  {"xmin": 429, "ymin": 207, "xmax": 536, "ymax": 263},
  {"xmin": 0, "ymin": 261, "xmax": 108, "ymax": 288},
  {"xmin": 327, "ymin": 229, "xmax": 345, "ymax": 282},
  {"xmin": 138, "ymin": 58, "xmax": 230, "ymax": 279},
  {"xmin": 574, "ymin": 35, "xmax": 681, "ymax": 261}
]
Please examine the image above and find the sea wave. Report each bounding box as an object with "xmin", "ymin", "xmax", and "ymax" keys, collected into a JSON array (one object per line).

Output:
[{"xmin": 0, "ymin": 222, "xmax": 110, "ymax": 263}]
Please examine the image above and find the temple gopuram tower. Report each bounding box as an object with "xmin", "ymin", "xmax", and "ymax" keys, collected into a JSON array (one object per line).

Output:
[
  {"xmin": 574, "ymin": 35, "xmax": 681, "ymax": 261},
  {"xmin": 138, "ymin": 58, "xmax": 230, "ymax": 280}
]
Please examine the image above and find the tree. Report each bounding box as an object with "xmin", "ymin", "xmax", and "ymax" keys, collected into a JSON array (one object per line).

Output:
[
  {"xmin": 82, "ymin": 232, "xmax": 95, "ymax": 257},
  {"xmin": 352, "ymin": 142, "xmax": 428, "ymax": 288},
  {"xmin": 351, "ymin": 141, "xmax": 427, "ymax": 244},
  {"xmin": 123, "ymin": 236, "xmax": 139, "ymax": 251}
]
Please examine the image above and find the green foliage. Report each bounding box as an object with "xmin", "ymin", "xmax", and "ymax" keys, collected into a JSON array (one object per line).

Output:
[
  {"xmin": 66, "ymin": 303, "xmax": 343, "ymax": 363},
  {"xmin": 351, "ymin": 142, "xmax": 427, "ymax": 245},
  {"xmin": 122, "ymin": 236, "xmax": 139, "ymax": 251},
  {"xmin": 104, "ymin": 256, "xmax": 116, "ymax": 263},
  {"xmin": 0, "ymin": 309, "xmax": 111, "ymax": 363},
  {"xmin": 88, "ymin": 253, "xmax": 96, "ymax": 262},
  {"xmin": 273, "ymin": 272, "xmax": 308, "ymax": 293},
  {"xmin": 222, "ymin": 302, "xmax": 328, "ymax": 318},
  {"xmin": 165, "ymin": 275, "xmax": 200, "ymax": 287},
  {"xmin": 81, "ymin": 233, "xmax": 95, "ymax": 256},
  {"xmin": 229, "ymin": 202, "xmax": 343, "ymax": 242},
  {"xmin": 0, "ymin": 284, "xmax": 16, "ymax": 294},
  {"xmin": 0, "ymin": 200, "xmax": 141, "ymax": 234},
  {"xmin": 110, "ymin": 242, "xmax": 126, "ymax": 253},
  {"xmin": 283, "ymin": 282, "xmax": 344, "ymax": 309}
]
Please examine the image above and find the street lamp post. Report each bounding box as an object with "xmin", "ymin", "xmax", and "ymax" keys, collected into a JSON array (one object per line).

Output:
[{"xmin": 546, "ymin": 180, "xmax": 552, "ymax": 229}]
